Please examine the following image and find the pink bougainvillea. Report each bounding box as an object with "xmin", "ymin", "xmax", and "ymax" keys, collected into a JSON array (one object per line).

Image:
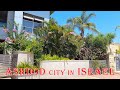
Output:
[
  {"xmin": 69, "ymin": 32, "xmax": 75, "ymax": 35},
  {"xmin": 5, "ymin": 37, "xmax": 13, "ymax": 43},
  {"xmin": 24, "ymin": 32, "xmax": 30, "ymax": 36},
  {"xmin": 3, "ymin": 28, "xmax": 9, "ymax": 33},
  {"xmin": 13, "ymin": 29, "xmax": 17, "ymax": 32},
  {"xmin": 5, "ymin": 37, "xmax": 11, "ymax": 41}
]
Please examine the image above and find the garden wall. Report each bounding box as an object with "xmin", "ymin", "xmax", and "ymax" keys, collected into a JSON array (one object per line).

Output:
[
  {"xmin": 0, "ymin": 54, "xmax": 12, "ymax": 77},
  {"xmin": 40, "ymin": 60, "xmax": 107, "ymax": 75},
  {"xmin": 12, "ymin": 51, "xmax": 34, "ymax": 66},
  {"xmin": 11, "ymin": 60, "xmax": 107, "ymax": 79},
  {"xmin": 0, "ymin": 52, "xmax": 34, "ymax": 78}
]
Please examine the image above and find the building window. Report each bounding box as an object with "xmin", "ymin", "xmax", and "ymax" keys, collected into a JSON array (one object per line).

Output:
[
  {"xmin": 23, "ymin": 12, "xmax": 44, "ymax": 34},
  {"xmin": 0, "ymin": 11, "xmax": 7, "ymax": 27},
  {"xmin": 23, "ymin": 19, "xmax": 33, "ymax": 33},
  {"xmin": 34, "ymin": 21, "xmax": 43, "ymax": 28}
]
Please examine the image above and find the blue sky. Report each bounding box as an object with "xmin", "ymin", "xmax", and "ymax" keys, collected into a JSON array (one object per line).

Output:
[{"xmin": 51, "ymin": 11, "xmax": 120, "ymax": 43}]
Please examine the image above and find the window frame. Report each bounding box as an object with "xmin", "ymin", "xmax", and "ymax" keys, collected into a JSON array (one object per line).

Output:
[{"xmin": 23, "ymin": 12, "xmax": 44, "ymax": 34}]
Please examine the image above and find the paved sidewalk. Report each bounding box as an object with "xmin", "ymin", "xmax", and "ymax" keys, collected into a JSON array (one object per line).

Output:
[
  {"xmin": 40, "ymin": 74, "xmax": 120, "ymax": 79},
  {"xmin": 40, "ymin": 75, "xmax": 99, "ymax": 79},
  {"xmin": 90, "ymin": 74, "xmax": 120, "ymax": 79},
  {"xmin": 1, "ymin": 74, "xmax": 120, "ymax": 79}
]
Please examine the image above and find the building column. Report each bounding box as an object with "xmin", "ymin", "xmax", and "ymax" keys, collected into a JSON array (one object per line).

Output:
[
  {"xmin": 109, "ymin": 55, "xmax": 116, "ymax": 72},
  {"xmin": 14, "ymin": 11, "xmax": 23, "ymax": 33}
]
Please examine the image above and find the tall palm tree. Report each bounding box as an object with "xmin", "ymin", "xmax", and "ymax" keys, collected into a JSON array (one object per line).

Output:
[{"xmin": 67, "ymin": 11, "xmax": 99, "ymax": 38}]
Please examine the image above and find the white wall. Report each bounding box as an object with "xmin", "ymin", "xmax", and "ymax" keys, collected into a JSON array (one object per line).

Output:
[
  {"xmin": 40, "ymin": 60, "xmax": 90, "ymax": 76},
  {"xmin": 12, "ymin": 51, "xmax": 34, "ymax": 65},
  {"xmin": 12, "ymin": 60, "xmax": 107, "ymax": 79}
]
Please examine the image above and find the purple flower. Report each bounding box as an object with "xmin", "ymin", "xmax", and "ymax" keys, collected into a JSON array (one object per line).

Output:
[
  {"xmin": 3, "ymin": 28, "xmax": 9, "ymax": 33},
  {"xmin": 13, "ymin": 29, "xmax": 17, "ymax": 32},
  {"xmin": 69, "ymin": 32, "xmax": 75, "ymax": 35},
  {"xmin": 5, "ymin": 37, "xmax": 13, "ymax": 43},
  {"xmin": 5, "ymin": 37, "xmax": 11, "ymax": 41}
]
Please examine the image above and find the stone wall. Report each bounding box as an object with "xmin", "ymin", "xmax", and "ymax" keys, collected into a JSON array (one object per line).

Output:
[
  {"xmin": 39, "ymin": 60, "xmax": 107, "ymax": 76},
  {"xmin": 11, "ymin": 51, "xmax": 34, "ymax": 79},
  {"xmin": 0, "ymin": 54, "xmax": 12, "ymax": 77},
  {"xmin": 13, "ymin": 60, "xmax": 107, "ymax": 79},
  {"xmin": 109, "ymin": 55, "xmax": 115, "ymax": 72},
  {"xmin": 12, "ymin": 51, "xmax": 34, "ymax": 66}
]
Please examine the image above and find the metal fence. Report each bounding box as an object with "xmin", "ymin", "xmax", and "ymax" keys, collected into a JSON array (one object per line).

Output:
[{"xmin": 0, "ymin": 54, "xmax": 12, "ymax": 78}]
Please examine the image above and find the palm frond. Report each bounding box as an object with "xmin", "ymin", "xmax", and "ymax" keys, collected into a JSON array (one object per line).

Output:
[
  {"xmin": 84, "ymin": 13, "xmax": 96, "ymax": 23},
  {"xmin": 76, "ymin": 17, "xmax": 82, "ymax": 24},
  {"xmin": 67, "ymin": 18, "xmax": 74, "ymax": 24},
  {"xmin": 87, "ymin": 27, "xmax": 99, "ymax": 34},
  {"xmin": 81, "ymin": 11, "xmax": 86, "ymax": 21},
  {"xmin": 50, "ymin": 18, "xmax": 58, "ymax": 25},
  {"xmin": 115, "ymin": 26, "xmax": 120, "ymax": 31},
  {"xmin": 86, "ymin": 23, "xmax": 96, "ymax": 28},
  {"xmin": 67, "ymin": 18, "xmax": 76, "ymax": 30},
  {"xmin": 50, "ymin": 11, "xmax": 54, "ymax": 15}
]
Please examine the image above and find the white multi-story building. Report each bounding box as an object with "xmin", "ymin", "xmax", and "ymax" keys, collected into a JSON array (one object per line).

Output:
[{"xmin": 0, "ymin": 11, "xmax": 50, "ymax": 41}]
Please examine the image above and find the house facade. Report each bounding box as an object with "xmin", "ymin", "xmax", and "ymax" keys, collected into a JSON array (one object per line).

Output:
[
  {"xmin": 107, "ymin": 43, "xmax": 120, "ymax": 72},
  {"xmin": 0, "ymin": 11, "xmax": 50, "ymax": 41}
]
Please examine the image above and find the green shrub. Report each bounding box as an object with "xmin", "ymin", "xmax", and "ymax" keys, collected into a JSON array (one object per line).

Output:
[
  {"xmin": 36, "ymin": 54, "xmax": 70, "ymax": 62},
  {"xmin": 99, "ymin": 63, "xmax": 107, "ymax": 73},
  {"xmin": 92, "ymin": 60, "xmax": 100, "ymax": 69},
  {"xmin": 92, "ymin": 60, "xmax": 107, "ymax": 74},
  {"xmin": 17, "ymin": 62, "xmax": 37, "ymax": 69},
  {"xmin": 99, "ymin": 63, "xmax": 107, "ymax": 68},
  {"xmin": 16, "ymin": 62, "xmax": 39, "ymax": 74}
]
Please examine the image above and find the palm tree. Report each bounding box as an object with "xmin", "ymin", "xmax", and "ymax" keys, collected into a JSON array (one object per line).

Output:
[
  {"xmin": 115, "ymin": 26, "xmax": 120, "ymax": 31},
  {"xmin": 67, "ymin": 11, "xmax": 99, "ymax": 38}
]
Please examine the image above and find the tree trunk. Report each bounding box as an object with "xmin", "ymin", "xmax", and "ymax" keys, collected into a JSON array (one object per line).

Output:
[{"xmin": 80, "ymin": 28, "xmax": 84, "ymax": 39}]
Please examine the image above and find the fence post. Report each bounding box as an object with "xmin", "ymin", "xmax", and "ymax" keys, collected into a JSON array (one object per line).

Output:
[{"xmin": 11, "ymin": 53, "xmax": 18, "ymax": 79}]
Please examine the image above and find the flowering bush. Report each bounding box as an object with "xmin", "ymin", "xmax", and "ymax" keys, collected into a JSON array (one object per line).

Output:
[
  {"xmin": 3, "ymin": 28, "xmax": 9, "ymax": 33},
  {"xmin": 0, "ymin": 23, "xmax": 36, "ymax": 54},
  {"xmin": 69, "ymin": 31, "xmax": 75, "ymax": 35}
]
